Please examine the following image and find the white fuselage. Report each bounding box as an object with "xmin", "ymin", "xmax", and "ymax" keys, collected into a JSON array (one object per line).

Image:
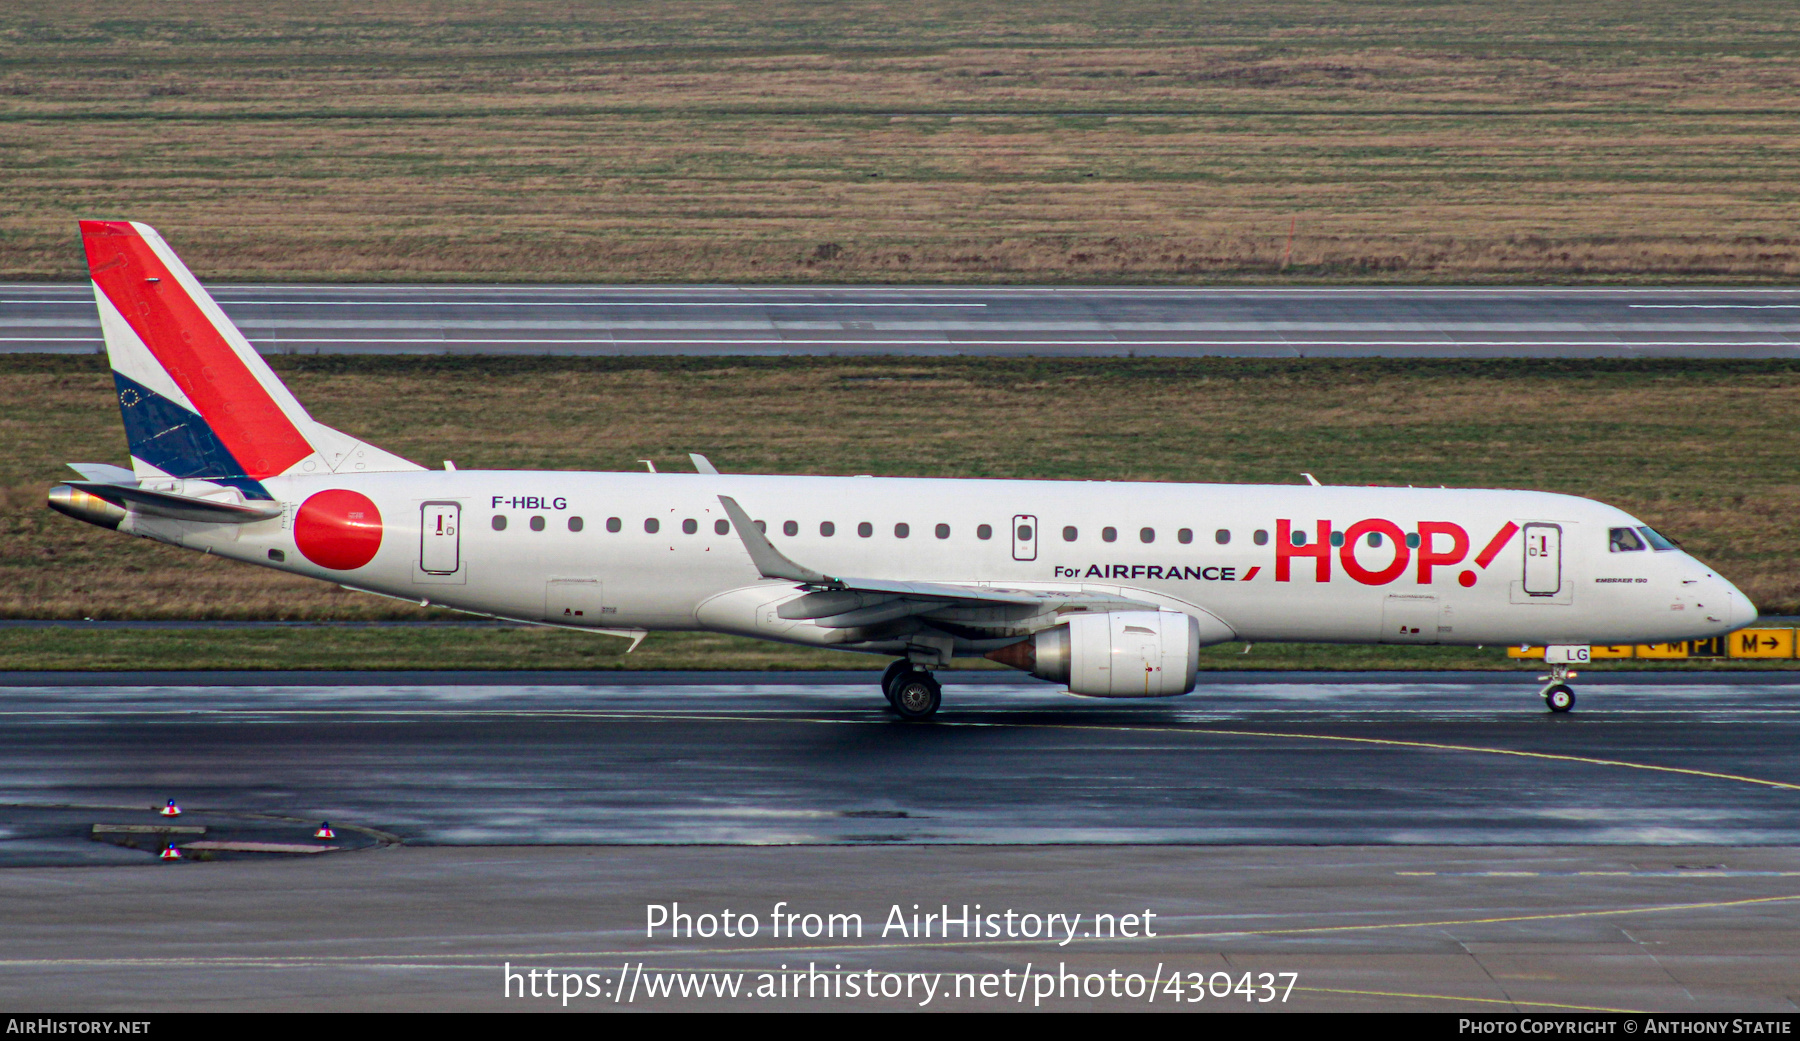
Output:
[{"xmin": 132, "ymin": 470, "xmax": 1755, "ymax": 656}]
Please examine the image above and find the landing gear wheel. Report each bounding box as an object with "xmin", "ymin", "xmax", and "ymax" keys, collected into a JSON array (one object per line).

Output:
[
  {"xmin": 880, "ymin": 659, "xmax": 911, "ymax": 706},
  {"xmin": 1543, "ymin": 684, "xmax": 1576, "ymax": 713},
  {"xmin": 890, "ymin": 671, "xmax": 942, "ymax": 721}
]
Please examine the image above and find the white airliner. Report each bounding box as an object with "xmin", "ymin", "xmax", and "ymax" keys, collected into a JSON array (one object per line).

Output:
[{"xmin": 49, "ymin": 221, "xmax": 1757, "ymax": 718}]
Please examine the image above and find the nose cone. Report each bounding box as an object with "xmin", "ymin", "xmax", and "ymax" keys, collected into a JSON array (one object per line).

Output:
[{"xmin": 1725, "ymin": 582, "xmax": 1759, "ymax": 630}]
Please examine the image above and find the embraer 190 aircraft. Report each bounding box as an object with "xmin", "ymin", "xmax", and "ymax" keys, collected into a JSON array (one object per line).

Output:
[{"xmin": 49, "ymin": 221, "xmax": 1757, "ymax": 718}]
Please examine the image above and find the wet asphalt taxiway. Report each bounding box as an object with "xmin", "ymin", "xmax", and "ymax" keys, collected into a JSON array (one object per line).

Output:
[{"xmin": 4, "ymin": 671, "xmax": 1799, "ymax": 856}]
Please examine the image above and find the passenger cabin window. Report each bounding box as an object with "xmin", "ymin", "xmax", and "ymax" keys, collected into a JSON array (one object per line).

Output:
[
  {"xmin": 715, "ymin": 519, "xmax": 730, "ymax": 535},
  {"xmin": 530, "ymin": 516, "xmax": 545, "ymax": 532},
  {"xmin": 1639, "ymin": 526, "xmax": 1677, "ymax": 551},
  {"xmin": 858, "ymin": 522, "xmax": 873, "ymax": 538},
  {"xmin": 1140, "ymin": 527, "xmax": 1155, "ymax": 544},
  {"xmin": 645, "ymin": 518, "xmax": 660, "ymax": 534},
  {"xmin": 1367, "ymin": 531, "xmax": 1382, "ymax": 547},
  {"xmin": 606, "ymin": 517, "xmax": 621, "ymax": 532},
  {"xmin": 1178, "ymin": 528, "xmax": 1193, "ymax": 544},
  {"xmin": 1063, "ymin": 526, "xmax": 1078, "ymax": 542},
  {"xmin": 1329, "ymin": 532, "xmax": 1344, "ymax": 547},
  {"xmin": 568, "ymin": 516, "xmax": 584, "ymax": 532},
  {"xmin": 895, "ymin": 523, "xmax": 910, "ymax": 538},
  {"xmin": 1214, "ymin": 529, "xmax": 1229, "ymax": 545},
  {"xmin": 1609, "ymin": 527, "xmax": 1646, "ymax": 552},
  {"xmin": 492, "ymin": 515, "xmax": 507, "ymax": 531},
  {"xmin": 1102, "ymin": 527, "xmax": 1118, "ymax": 543},
  {"xmin": 682, "ymin": 518, "xmax": 698, "ymax": 535},
  {"xmin": 935, "ymin": 524, "xmax": 950, "ymax": 539},
  {"xmin": 1290, "ymin": 530, "xmax": 1307, "ymax": 546},
  {"xmin": 1405, "ymin": 532, "xmax": 1419, "ymax": 548},
  {"xmin": 1253, "ymin": 529, "xmax": 1268, "ymax": 546},
  {"xmin": 977, "ymin": 524, "xmax": 992, "ymax": 540},
  {"xmin": 820, "ymin": 521, "xmax": 836, "ymax": 537},
  {"xmin": 783, "ymin": 520, "xmax": 798, "ymax": 537}
]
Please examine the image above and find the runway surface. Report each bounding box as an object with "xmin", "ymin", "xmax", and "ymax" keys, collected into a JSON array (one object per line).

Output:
[
  {"xmin": 7, "ymin": 283, "xmax": 1800, "ymax": 357},
  {"xmin": 6, "ymin": 673, "xmax": 1800, "ymax": 860},
  {"xmin": 7, "ymin": 844, "xmax": 1800, "ymax": 1012},
  {"xmin": 7, "ymin": 672, "xmax": 1800, "ymax": 1011}
]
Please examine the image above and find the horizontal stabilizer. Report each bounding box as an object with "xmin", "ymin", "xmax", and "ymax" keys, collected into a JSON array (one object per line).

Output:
[
  {"xmin": 66, "ymin": 463, "xmax": 137, "ymax": 485},
  {"xmin": 64, "ymin": 481, "xmax": 282, "ymax": 524}
]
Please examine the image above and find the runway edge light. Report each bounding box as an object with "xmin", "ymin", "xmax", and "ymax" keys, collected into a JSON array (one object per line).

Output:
[
  {"xmin": 314, "ymin": 822, "xmax": 335, "ymax": 840},
  {"xmin": 159, "ymin": 845, "xmax": 182, "ymax": 861},
  {"xmin": 159, "ymin": 799, "xmax": 181, "ymax": 817}
]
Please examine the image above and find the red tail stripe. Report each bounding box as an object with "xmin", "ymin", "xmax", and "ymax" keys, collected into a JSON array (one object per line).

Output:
[
  {"xmin": 1474, "ymin": 521, "xmax": 1520, "ymax": 570},
  {"xmin": 80, "ymin": 221, "xmax": 311, "ymax": 479}
]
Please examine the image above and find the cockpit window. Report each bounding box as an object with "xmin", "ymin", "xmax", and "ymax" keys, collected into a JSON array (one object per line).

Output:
[
  {"xmin": 1637, "ymin": 526, "xmax": 1677, "ymax": 551},
  {"xmin": 1609, "ymin": 526, "xmax": 1646, "ymax": 552}
]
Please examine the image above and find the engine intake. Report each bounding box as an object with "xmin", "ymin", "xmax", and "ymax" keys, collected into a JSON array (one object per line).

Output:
[{"xmin": 987, "ymin": 610, "xmax": 1201, "ymax": 698}]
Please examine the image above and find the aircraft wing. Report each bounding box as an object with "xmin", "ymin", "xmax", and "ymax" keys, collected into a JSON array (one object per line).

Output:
[{"xmin": 717, "ymin": 494, "xmax": 1157, "ymax": 622}]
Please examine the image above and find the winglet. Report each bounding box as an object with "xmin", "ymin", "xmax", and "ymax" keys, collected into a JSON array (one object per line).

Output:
[
  {"xmin": 690, "ymin": 453, "xmax": 720, "ymax": 475},
  {"xmin": 717, "ymin": 495, "xmax": 840, "ymax": 587}
]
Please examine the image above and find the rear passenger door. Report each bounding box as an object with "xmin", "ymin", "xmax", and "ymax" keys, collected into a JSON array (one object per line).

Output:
[{"xmin": 420, "ymin": 502, "xmax": 461, "ymax": 574}]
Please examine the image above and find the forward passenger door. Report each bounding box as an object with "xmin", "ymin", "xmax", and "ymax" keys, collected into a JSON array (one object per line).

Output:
[{"xmin": 1522, "ymin": 523, "xmax": 1563, "ymax": 596}]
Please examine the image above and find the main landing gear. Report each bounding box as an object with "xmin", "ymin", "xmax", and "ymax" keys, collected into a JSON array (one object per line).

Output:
[
  {"xmin": 1538, "ymin": 663, "xmax": 1577, "ymax": 714},
  {"xmin": 880, "ymin": 659, "xmax": 941, "ymax": 721}
]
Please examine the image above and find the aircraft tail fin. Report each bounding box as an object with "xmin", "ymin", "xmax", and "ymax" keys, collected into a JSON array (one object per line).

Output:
[{"xmin": 79, "ymin": 220, "xmax": 423, "ymax": 498}]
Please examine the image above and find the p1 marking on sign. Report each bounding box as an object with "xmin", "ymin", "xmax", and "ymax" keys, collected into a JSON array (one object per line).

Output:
[{"xmin": 1729, "ymin": 628, "xmax": 1796, "ymax": 659}]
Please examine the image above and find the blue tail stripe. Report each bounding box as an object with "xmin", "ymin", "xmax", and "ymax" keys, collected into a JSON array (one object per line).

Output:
[{"xmin": 113, "ymin": 372, "xmax": 273, "ymax": 500}]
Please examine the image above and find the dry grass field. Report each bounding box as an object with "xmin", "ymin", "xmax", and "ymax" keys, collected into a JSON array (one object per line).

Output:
[{"xmin": 2, "ymin": 0, "xmax": 1798, "ymax": 282}]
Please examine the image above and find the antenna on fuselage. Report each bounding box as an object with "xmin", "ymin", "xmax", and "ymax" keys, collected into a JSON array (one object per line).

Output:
[
  {"xmin": 638, "ymin": 459, "xmax": 657, "ymax": 473},
  {"xmin": 1301, "ymin": 472, "xmax": 1321, "ymax": 486}
]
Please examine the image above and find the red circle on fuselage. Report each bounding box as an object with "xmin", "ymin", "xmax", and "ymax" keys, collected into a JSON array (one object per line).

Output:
[{"xmin": 294, "ymin": 489, "xmax": 383, "ymax": 570}]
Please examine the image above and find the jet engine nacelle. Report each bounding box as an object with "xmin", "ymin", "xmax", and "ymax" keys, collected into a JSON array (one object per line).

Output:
[{"xmin": 987, "ymin": 610, "xmax": 1201, "ymax": 698}]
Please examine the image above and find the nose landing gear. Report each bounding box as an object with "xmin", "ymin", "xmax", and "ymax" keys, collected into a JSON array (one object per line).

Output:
[
  {"xmin": 1538, "ymin": 662, "xmax": 1577, "ymax": 713},
  {"xmin": 880, "ymin": 659, "xmax": 941, "ymax": 721}
]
